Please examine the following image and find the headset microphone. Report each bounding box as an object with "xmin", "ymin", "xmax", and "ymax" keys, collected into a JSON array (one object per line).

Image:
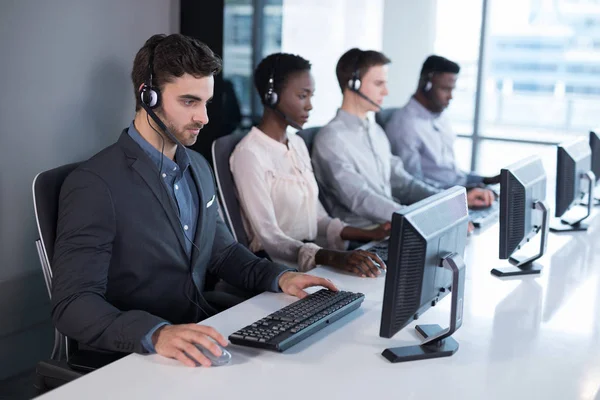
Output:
[{"xmin": 139, "ymin": 101, "xmax": 185, "ymax": 147}]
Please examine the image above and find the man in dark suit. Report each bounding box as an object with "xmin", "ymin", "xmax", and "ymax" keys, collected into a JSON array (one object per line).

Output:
[{"xmin": 51, "ymin": 33, "xmax": 336, "ymax": 368}]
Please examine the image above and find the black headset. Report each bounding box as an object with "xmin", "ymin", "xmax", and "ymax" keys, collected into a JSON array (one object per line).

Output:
[
  {"xmin": 264, "ymin": 56, "xmax": 279, "ymax": 107},
  {"xmin": 346, "ymin": 50, "xmax": 381, "ymax": 110},
  {"xmin": 262, "ymin": 55, "xmax": 303, "ymax": 130},
  {"xmin": 347, "ymin": 51, "xmax": 363, "ymax": 92},
  {"xmin": 139, "ymin": 41, "xmax": 162, "ymax": 109},
  {"xmin": 423, "ymin": 72, "xmax": 434, "ymax": 93}
]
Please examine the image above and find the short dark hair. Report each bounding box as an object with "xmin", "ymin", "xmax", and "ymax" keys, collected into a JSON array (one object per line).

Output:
[
  {"xmin": 131, "ymin": 33, "xmax": 222, "ymax": 111},
  {"xmin": 254, "ymin": 53, "xmax": 311, "ymax": 105},
  {"xmin": 420, "ymin": 55, "xmax": 460, "ymax": 77},
  {"xmin": 336, "ymin": 48, "xmax": 391, "ymax": 93}
]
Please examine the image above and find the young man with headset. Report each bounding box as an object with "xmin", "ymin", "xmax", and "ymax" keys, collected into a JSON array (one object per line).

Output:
[
  {"xmin": 311, "ymin": 49, "xmax": 494, "ymax": 228},
  {"xmin": 383, "ymin": 55, "xmax": 500, "ymax": 189},
  {"xmin": 51, "ymin": 34, "xmax": 336, "ymax": 368}
]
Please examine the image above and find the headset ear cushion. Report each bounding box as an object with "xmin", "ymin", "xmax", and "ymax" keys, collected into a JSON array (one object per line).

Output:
[
  {"xmin": 269, "ymin": 91, "xmax": 278, "ymax": 106},
  {"xmin": 424, "ymin": 81, "xmax": 432, "ymax": 92},
  {"xmin": 348, "ymin": 78, "xmax": 361, "ymax": 91},
  {"xmin": 140, "ymin": 85, "xmax": 160, "ymax": 108}
]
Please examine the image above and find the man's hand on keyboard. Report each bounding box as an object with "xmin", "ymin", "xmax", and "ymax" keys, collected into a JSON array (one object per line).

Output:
[
  {"xmin": 152, "ymin": 324, "xmax": 228, "ymax": 367},
  {"xmin": 278, "ymin": 272, "xmax": 339, "ymax": 299}
]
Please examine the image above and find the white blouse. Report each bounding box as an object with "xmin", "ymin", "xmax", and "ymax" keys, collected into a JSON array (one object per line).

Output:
[{"xmin": 230, "ymin": 127, "xmax": 347, "ymax": 271}]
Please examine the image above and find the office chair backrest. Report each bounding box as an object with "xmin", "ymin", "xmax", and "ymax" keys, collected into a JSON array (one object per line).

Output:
[
  {"xmin": 375, "ymin": 108, "xmax": 399, "ymax": 131},
  {"xmin": 211, "ymin": 131, "xmax": 250, "ymax": 248},
  {"xmin": 296, "ymin": 127, "xmax": 321, "ymax": 155},
  {"xmin": 33, "ymin": 162, "xmax": 82, "ymax": 285},
  {"xmin": 32, "ymin": 162, "xmax": 81, "ymax": 361}
]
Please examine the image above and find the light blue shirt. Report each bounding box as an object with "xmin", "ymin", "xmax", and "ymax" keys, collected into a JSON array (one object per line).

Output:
[
  {"xmin": 384, "ymin": 97, "xmax": 483, "ymax": 188},
  {"xmin": 128, "ymin": 122, "xmax": 199, "ymax": 353}
]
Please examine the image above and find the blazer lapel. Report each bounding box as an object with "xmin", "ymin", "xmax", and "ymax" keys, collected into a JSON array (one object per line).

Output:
[
  {"xmin": 118, "ymin": 132, "xmax": 188, "ymax": 255},
  {"xmin": 190, "ymin": 162, "xmax": 207, "ymax": 269}
]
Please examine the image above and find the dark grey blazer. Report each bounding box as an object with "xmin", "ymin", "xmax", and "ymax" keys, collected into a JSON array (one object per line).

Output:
[{"xmin": 51, "ymin": 131, "xmax": 290, "ymax": 354}]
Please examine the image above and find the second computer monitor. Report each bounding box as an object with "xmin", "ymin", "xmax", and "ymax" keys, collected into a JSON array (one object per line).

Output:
[
  {"xmin": 552, "ymin": 138, "xmax": 595, "ymax": 232},
  {"xmin": 380, "ymin": 186, "xmax": 468, "ymax": 363},
  {"xmin": 588, "ymin": 131, "xmax": 600, "ymax": 207},
  {"xmin": 492, "ymin": 156, "xmax": 549, "ymax": 277}
]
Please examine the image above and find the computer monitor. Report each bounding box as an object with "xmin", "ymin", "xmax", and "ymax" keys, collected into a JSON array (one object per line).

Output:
[
  {"xmin": 585, "ymin": 130, "xmax": 600, "ymax": 206},
  {"xmin": 550, "ymin": 138, "xmax": 595, "ymax": 232},
  {"xmin": 591, "ymin": 131, "xmax": 600, "ymax": 185},
  {"xmin": 492, "ymin": 156, "xmax": 549, "ymax": 277},
  {"xmin": 379, "ymin": 186, "xmax": 469, "ymax": 363}
]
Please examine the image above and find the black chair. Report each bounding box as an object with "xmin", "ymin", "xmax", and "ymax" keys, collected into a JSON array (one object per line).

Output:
[
  {"xmin": 296, "ymin": 126, "xmax": 321, "ymax": 155},
  {"xmin": 33, "ymin": 163, "xmax": 128, "ymax": 394},
  {"xmin": 32, "ymin": 162, "xmax": 85, "ymax": 393},
  {"xmin": 211, "ymin": 131, "xmax": 251, "ymax": 248},
  {"xmin": 375, "ymin": 107, "xmax": 399, "ymax": 131}
]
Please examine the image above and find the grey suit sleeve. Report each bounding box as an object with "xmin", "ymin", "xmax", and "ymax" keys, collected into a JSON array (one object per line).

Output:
[
  {"xmin": 51, "ymin": 170, "xmax": 166, "ymax": 355},
  {"xmin": 208, "ymin": 209, "xmax": 293, "ymax": 293},
  {"xmin": 390, "ymin": 155, "xmax": 441, "ymax": 205}
]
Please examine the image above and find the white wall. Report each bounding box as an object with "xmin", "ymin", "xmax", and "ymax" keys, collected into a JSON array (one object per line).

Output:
[
  {"xmin": 382, "ymin": 0, "xmax": 438, "ymax": 108},
  {"xmin": 281, "ymin": 0, "xmax": 384, "ymax": 127}
]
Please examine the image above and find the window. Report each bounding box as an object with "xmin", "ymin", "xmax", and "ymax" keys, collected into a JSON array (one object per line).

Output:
[{"xmin": 480, "ymin": 0, "xmax": 600, "ymax": 142}]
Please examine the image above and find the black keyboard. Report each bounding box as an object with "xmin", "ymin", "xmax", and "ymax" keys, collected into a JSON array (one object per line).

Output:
[
  {"xmin": 229, "ymin": 289, "xmax": 365, "ymax": 352},
  {"xmin": 364, "ymin": 239, "xmax": 389, "ymax": 263},
  {"xmin": 469, "ymin": 201, "xmax": 500, "ymax": 228}
]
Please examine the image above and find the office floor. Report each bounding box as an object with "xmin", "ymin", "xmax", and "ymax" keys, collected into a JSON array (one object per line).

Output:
[{"xmin": 0, "ymin": 369, "xmax": 37, "ymax": 400}]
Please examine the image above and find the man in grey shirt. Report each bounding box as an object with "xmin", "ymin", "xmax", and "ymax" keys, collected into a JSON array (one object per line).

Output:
[
  {"xmin": 383, "ymin": 55, "xmax": 500, "ymax": 189},
  {"xmin": 312, "ymin": 49, "xmax": 494, "ymax": 227}
]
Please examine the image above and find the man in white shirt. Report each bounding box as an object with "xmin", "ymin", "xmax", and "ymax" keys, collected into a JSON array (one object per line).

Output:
[
  {"xmin": 312, "ymin": 49, "xmax": 494, "ymax": 227},
  {"xmin": 383, "ymin": 55, "xmax": 500, "ymax": 188}
]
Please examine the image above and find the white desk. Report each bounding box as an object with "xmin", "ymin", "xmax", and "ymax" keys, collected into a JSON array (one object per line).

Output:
[{"xmin": 39, "ymin": 211, "xmax": 600, "ymax": 400}]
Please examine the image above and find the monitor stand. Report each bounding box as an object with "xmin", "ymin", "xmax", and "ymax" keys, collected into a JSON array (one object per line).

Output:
[
  {"xmin": 382, "ymin": 253, "xmax": 465, "ymax": 363},
  {"xmin": 551, "ymin": 172, "xmax": 595, "ymax": 233},
  {"xmin": 580, "ymin": 184, "xmax": 600, "ymax": 207},
  {"xmin": 491, "ymin": 200, "xmax": 549, "ymax": 277}
]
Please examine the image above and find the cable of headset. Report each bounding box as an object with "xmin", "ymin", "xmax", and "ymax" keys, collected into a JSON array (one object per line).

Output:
[{"xmin": 138, "ymin": 38, "xmax": 218, "ymax": 318}]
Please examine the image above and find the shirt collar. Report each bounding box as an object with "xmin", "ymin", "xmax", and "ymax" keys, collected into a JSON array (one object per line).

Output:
[
  {"xmin": 249, "ymin": 126, "xmax": 291, "ymax": 154},
  {"xmin": 127, "ymin": 121, "xmax": 191, "ymax": 176},
  {"xmin": 335, "ymin": 108, "xmax": 370, "ymax": 132}
]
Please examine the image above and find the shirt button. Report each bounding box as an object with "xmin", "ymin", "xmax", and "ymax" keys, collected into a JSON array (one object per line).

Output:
[
  {"xmin": 175, "ymin": 184, "xmax": 179, "ymax": 190},
  {"xmin": 184, "ymin": 225, "xmax": 189, "ymax": 231},
  {"xmin": 162, "ymin": 173, "xmax": 167, "ymax": 178},
  {"xmin": 173, "ymin": 167, "xmax": 177, "ymax": 171}
]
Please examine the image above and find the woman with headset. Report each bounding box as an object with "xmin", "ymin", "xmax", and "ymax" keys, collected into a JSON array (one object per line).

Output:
[{"xmin": 230, "ymin": 53, "xmax": 389, "ymax": 277}]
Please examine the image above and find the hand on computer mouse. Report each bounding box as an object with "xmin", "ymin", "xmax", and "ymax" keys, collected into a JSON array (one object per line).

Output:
[
  {"xmin": 467, "ymin": 187, "xmax": 495, "ymax": 208},
  {"xmin": 324, "ymin": 249, "xmax": 386, "ymax": 278},
  {"xmin": 367, "ymin": 222, "xmax": 391, "ymax": 241},
  {"xmin": 152, "ymin": 324, "xmax": 229, "ymax": 367}
]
